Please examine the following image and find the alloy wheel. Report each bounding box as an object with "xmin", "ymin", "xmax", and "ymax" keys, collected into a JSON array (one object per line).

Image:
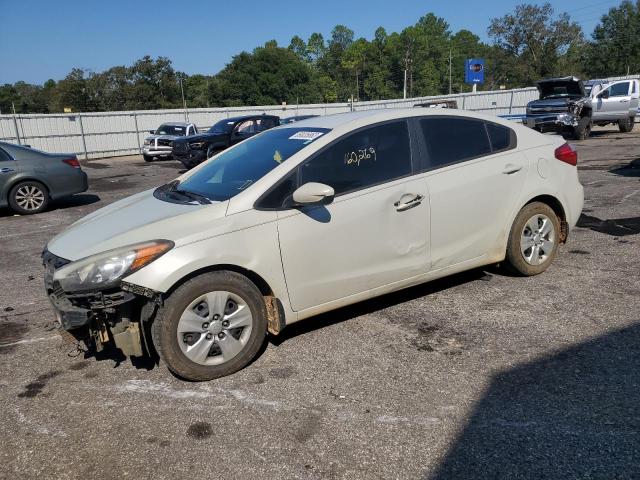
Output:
[
  {"xmin": 15, "ymin": 185, "xmax": 45, "ymax": 211},
  {"xmin": 520, "ymin": 214, "xmax": 556, "ymax": 266}
]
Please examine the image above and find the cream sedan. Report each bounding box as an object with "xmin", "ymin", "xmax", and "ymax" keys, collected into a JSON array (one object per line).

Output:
[{"xmin": 44, "ymin": 109, "xmax": 583, "ymax": 381}]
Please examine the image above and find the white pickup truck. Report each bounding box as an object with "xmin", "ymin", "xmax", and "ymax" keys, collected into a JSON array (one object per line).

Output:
[{"xmin": 587, "ymin": 78, "xmax": 639, "ymax": 132}]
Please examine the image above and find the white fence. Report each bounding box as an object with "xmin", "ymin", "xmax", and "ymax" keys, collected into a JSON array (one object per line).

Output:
[{"xmin": 1, "ymin": 74, "xmax": 637, "ymax": 159}]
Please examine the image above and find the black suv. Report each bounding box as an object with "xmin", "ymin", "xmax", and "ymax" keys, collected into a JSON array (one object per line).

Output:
[{"xmin": 172, "ymin": 114, "xmax": 280, "ymax": 169}]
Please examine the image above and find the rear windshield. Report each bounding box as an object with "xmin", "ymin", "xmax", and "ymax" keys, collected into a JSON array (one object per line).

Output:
[{"xmin": 177, "ymin": 127, "xmax": 331, "ymax": 202}]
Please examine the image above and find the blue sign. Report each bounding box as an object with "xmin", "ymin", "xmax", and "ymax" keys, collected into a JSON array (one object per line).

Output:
[{"xmin": 465, "ymin": 58, "xmax": 485, "ymax": 85}]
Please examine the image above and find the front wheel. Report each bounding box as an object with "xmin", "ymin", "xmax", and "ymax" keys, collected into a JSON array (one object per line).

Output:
[
  {"xmin": 573, "ymin": 116, "xmax": 591, "ymax": 140},
  {"xmin": 505, "ymin": 202, "xmax": 560, "ymax": 276},
  {"xmin": 151, "ymin": 271, "xmax": 267, "ymax": 381},
  {"xmin": 143, "ymin": 154, "xmax": 154, "ymax": 162}
]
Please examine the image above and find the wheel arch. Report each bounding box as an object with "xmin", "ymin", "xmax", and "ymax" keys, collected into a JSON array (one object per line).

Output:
[
  {"xmin": 524, "ymin": 194, "xmax": 568, "ymax": 243},
  {"xmin": 163, "ymin": 263, "xmax": 274, "ymax": 298},
  {"xmin": 5, "ymin": 176, "xmax": 52, "ymax": 200}
]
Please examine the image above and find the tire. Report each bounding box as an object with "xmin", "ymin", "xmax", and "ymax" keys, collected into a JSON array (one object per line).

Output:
[
  {"xmin": 505, "ymin": 202, "xmax": 561, "ymax": 276},
  {"xmin": 206, "ymin": 145, "xmax": 222, "ymax": 160},
  {"xmin": 8, "ymin": 180, "xmax": 49, "ymax": 215},
  {"xmin": 143, "ymin": 154, "xmax": 154, "ymax": 162},
  {"xmin": 618, "ymin": 116, "xmax": 634, "ymax": 133},
  {"xmin": 573, "ymin": 116, "xmax": 591, "ymax": 140},
  {"xmin": 151, "ymin": 271, "xmax": 267, "ymax": 381}
]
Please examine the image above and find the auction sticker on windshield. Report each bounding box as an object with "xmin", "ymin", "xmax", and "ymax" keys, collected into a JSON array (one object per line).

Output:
[{"xmin": 289, "ymin": 131, "xmax": 325, "ymax": 141}]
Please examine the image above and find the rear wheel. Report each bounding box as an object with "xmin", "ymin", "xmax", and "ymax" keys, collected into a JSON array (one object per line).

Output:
[
  {"xmin": 152, "ymin": 271, "xmax": 267, "ymax": 381},
  {"xmin": 618, "ymin": 116, "xmax": 634, "ymax": 133},
  {"xmin": 505, "ymin": 202, "xmax": 560, "ymax": 276},
  {"xmin": 8, "ymin": 181, "xmax": 49, "ymax": 215}
]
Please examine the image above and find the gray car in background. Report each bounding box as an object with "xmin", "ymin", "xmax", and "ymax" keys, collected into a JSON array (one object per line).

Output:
[
  {"xmin": 0, "ymin": 142, "xmax": 88, "ymax": 215},
  {"xmin": 143, "ymin": 122, "xmax": 198, "ymax": 162}
]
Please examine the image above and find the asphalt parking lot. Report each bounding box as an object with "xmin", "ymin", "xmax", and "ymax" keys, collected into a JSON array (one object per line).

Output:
[{"xmin": 1, "ymin": 126, "xmax": 639, "ymax": 480}]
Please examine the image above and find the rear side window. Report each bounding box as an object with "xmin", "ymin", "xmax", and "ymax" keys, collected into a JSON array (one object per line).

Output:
[
  {"xmin": 419, "ymin": 117, "xmax": 491, "ymax": 168},
  {"xmin": 486, "ymin": 122, "xmax": 516, "ymax": 152},
  {"xmin": 299, "ymin": 121, "xmax": 412, "ymax": 196}
]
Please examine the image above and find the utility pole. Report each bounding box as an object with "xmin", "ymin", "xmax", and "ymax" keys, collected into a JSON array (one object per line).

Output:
[
  {"xmin": 449, "ymin": 48, "xmax": 452, "ymax": 95},
  {"xmin": 403, "ymin": 68, "xmax": 408, "ymax": 99},
  {"xmin": 355, "ymin": 68, "xmax": 360, "ymax": 102},
  {"xmin": 179, "ymin": 77, "xmax": 188, "ymax": 121}
]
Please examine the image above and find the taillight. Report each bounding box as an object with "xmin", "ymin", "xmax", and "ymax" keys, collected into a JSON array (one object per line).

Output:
[
  {"xmin": 554, "ymin": 143, "xmax": 577, "ymax": 166},
  {"xmin": 62, "ymin": 158, "xmax": 81, "ymax": 169}
]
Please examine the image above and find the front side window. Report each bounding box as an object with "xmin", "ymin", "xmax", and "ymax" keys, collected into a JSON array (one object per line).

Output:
[
  {"xmin": 175, "ymin": 127, "xmax": 330, "ymax": 202},
  {"xmin": 299, "ymin": 121, "xmax": 412, "ymax": 196},
  {"xmin": 419, "ymin": 117, "xmax": 491, "ymax": 168},
  {"xmin": 235, "ymin": 120, "xmax": 257, "ymax": 134},
  {"xmin": 607, "ymin": 82, "xmax": 630, "ymax": 97},
  {"xmin": 0, "ymin": 146, "xmax": 13, "ymax": 161}
]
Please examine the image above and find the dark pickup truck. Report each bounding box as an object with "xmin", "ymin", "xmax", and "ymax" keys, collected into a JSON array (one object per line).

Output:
[
  {"xmin": 523, "ymin": 77, "xmax": 592, "ymax": 140},
  {"xmin": 172, "ymin": 114, "xmax": 280, "ymax": 169}
]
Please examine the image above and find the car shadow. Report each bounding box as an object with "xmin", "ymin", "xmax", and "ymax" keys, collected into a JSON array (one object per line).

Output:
[
  {"xmin": 577, "ymin": 213, "xmax": 640, "ymax": 236},
  {"xmin": 270, "ymin": 268, "xmax": 490, "ymax": 346},
  {"xmin": 610, "ymin": 158, "xmax": 640, "ymax": 178},
  {"xmin": 427, "ymin": 322, "xmax": 640, "ymax": 479}
]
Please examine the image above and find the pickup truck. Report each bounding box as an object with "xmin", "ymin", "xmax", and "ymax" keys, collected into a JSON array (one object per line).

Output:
[
  {"xmin": 143, "ymin": 122, "xmax": 198, "ymax": 162},
  {"xmin": 171, "ymin": 114, "xmax": 279, "ymax": 169},
  {"xmin": 523, "ymin": 77, "xmax": 592, "ymax": 140},
  {"xmin": 587, "ymin": 78, "xmax": 639, "ymax": 132},
  {"xmin": 524, "ymin": 77, "xmax": 639, "ymax": 139}
]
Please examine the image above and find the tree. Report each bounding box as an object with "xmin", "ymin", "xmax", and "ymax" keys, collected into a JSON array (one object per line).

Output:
[
  {"xmin": 488, "ymin": 3, "xmax": 584, "ymax": 86},
  {"xmin": 584, "ymin": 0, "xmax": 640, "ymax": 77}
]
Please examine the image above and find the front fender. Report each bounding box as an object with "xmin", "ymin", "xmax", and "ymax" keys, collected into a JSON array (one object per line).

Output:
[{"xmin": 122, "ymin": 215, "xmax": 296, "ymax": 324}]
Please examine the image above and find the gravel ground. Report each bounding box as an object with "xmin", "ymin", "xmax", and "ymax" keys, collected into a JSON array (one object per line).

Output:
[{"xmin": 0, "ymin": 126, "xmax": 639, "ymax": 480}]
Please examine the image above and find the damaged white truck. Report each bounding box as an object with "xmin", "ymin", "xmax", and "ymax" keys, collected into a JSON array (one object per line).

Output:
[{"xmin": 524, "ymin": 76, "xmax": 639, "ymax": 140}]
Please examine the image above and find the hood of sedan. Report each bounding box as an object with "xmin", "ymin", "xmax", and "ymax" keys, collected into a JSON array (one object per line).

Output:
[{"xmin": 47, "ymin": 189, "xmax": 228, "ymax": 261}]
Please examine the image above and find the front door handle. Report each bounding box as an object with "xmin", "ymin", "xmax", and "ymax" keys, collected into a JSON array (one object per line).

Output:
[
  {"xmin": 394, "ymin": 193, "xmax": 424, "ymax": 212},
  {"xmin": 0, "ymin": 167, "xmax": 15, "ymax": 174},
  {"xmin": 502, "ymin": 164, "xmax": 522, "ymax": 174}
]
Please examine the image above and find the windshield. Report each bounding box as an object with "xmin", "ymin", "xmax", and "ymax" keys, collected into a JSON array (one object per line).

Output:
[
  {"xmin": 176, "ymin": 127, "xmax": 331, "ymax": 202},
  {"xmin": 208, "ymin": 119, "xmax": 236, "ymax": 134},
  {"xmin": 156, "ymin": 124, "xmax": 187, "ymax": 136}
]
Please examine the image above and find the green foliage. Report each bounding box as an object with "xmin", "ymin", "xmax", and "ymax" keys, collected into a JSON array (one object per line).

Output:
[
  {"xmin": 583, "ymin": 0, "xmax": 640, "ymax": 77},
  {"xmin": 5, "ymin": 2, "xmax": 633, "ymax": 114}
]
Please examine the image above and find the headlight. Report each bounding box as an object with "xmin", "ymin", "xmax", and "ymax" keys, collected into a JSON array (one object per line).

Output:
[
  {"xmin": 53, "ymin": 240, "xmax": 174, "ymax": 293},
  {"xmin": 189, "ymin": 141, "xmax": 206, "ymax": 148},
  {"xmin": 144, "ymin": 139, "xmax": 151, "ymax": 146}
]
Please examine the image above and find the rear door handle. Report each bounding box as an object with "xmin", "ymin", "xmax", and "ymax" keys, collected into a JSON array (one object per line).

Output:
[
  {"xmin": 502, "ymin": 164, "xmax": 522, "ymax": 174},
  {"xmin": 0, "ymin": 167, "xmax": 15, "ymax": 174},
  {"xmin": 394, "ymin": 193, "xmax": 424, "ymax": 212}
]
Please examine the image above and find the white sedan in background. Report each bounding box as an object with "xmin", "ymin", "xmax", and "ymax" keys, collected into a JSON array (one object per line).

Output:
[{"xmin": 44, "ymin": 109, "xmax": 584, "ymax": 381}]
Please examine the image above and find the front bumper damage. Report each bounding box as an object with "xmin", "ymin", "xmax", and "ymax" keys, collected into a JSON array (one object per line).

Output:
[
  {"xmin": 523, "ymin": 112, "xmax": 579, "ymax": 130},
  {"xmin": 43, "ymin": 250, "xmax": 160, "ymax": 358}
]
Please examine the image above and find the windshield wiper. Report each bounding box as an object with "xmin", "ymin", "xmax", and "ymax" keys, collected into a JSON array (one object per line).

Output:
[{"xmin": 174, "ymin": 189, "xmax": 211, "ymax": 205}]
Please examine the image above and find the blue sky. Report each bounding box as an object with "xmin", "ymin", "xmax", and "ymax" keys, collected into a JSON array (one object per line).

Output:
[{"xmin": 0, "ymin": 0, "xmax": 619, "ymax": 84}]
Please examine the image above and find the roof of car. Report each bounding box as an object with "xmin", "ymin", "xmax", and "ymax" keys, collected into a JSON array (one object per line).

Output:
[
  {"xmin": 159, "ymin": 122, "xmax": 192, "ymax": 127},
  {"xmin": 274, "ymin": 108, "xmax": 503, "ymax": 130},
  {"xmin": 224, "ymin": 114, "xmax": 279, "ymax": 123}
]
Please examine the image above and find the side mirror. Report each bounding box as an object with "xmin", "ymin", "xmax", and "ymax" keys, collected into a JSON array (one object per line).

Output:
[
  {"xmin": 600, "ymin": 90, "xmax": 609, "ymax": 99},
  {"xmin": 149, "ymin": 130, "xmax": 155, "ymax": 134},
  {"xmin": 291, "ymin": 182, "xmax": 334, "ymax": 206}
]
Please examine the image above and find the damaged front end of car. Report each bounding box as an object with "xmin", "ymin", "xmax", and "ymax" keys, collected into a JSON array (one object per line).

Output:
[{"xmin": 42, "ymin": 240, "xmax": 173, "ymax": 358}]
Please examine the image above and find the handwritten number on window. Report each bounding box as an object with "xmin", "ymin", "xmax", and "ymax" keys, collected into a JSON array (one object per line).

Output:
[{"xmin": 344, "ymin": 147, "xmax": 376, "ymax": 166}]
